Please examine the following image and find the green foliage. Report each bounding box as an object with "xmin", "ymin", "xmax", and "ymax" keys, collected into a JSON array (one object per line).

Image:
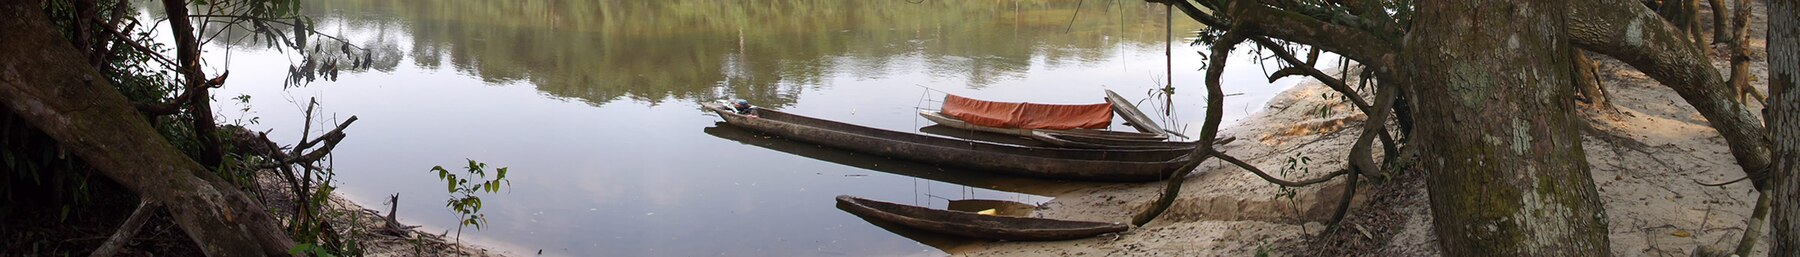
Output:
[
  {"xmin": 1277, "ymin": 155, "xmax": 1310, "ymax": 208},
  {"xmin": 1254, "ymin": 243, "xmax": 1276, "ymax": 257},
  {"xmin": 288, "ymin": 243, "xmax": 336, "ymax": 257},
  {"xmin": 433, "ymin": 159, "xmax": 510, "ymax": 244}
]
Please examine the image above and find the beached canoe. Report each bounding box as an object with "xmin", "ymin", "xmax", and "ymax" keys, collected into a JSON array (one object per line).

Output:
[
  {"xmin": 835, "ymin": 195, "xmax": 1128, "ymax": 241},
  {"xmin": 703, "ymin": 124, "xmax": 1083, "ymax": 196},
  {"xmin": 922, "ymin": 110, "xmax": 1196, "ymax": 149},
  {"xmin": 704, "ymin": 102, "xmax": 1194, "ymax": 182},
  {"xmin": 918, "ymin": 110, "xmax": 1167, "ymax": 141}
]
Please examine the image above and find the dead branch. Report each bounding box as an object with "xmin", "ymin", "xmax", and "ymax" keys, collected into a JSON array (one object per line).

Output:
[
  {"xmin": 89, "ymin": 200, "xmax": 159, "ymax": 257},
  {"xmin": 1252, "ymin": 37, "xmax": 1374, "ymax": 114},
  {"xmin": 135, "ymin": 71, "xmax": 226, "ymax": 115},
  {"xmin": 1735, "ymin": 190, "xmax": 1769, "ymax": 256},
  {"xmin": 379, "ymin": 194, "xmax": 418, "ymax": 236},
  {"xmin": 1211, "ymin": 150, "xmax": 1353, "ymax": 187},
  {"xmin": 1696, "ymin": 175, "xmax": 1755, "ymax": 187}
]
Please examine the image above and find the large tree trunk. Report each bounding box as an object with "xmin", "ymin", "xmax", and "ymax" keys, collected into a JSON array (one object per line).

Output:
[
  {"xmin": 1407, "ymin": 0, "xmax": 1612, "ymax": 255},
  {"xmin": 1767, "ymin": 0, "xmax": 1799, "ymax": 255},
  {"xmin": 0, "ymin": 1, "xmax": 295, "ymax": 256}
]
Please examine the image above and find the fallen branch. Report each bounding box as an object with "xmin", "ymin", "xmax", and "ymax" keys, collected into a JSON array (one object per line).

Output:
[
  {"xmin": 89, "ymin": 200, "xmax": 160, "ymax": 257},
  {"xmin": 1211, "ymin": 150, "xmax": 1352, "ymax": 187}
]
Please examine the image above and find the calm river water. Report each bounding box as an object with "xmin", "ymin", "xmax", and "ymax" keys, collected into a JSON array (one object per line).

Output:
[{"xmin": 202, "ymin": 1, "xmax": 1326, "ymax": 256}]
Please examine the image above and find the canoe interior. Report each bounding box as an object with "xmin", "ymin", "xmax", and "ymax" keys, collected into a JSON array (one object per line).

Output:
[
  {"xmin": 702, "ymin": 124, "xmax": 1078, "ymax": 196},
  {"xmin": 920, "ymin": 110, "xmax": 1166, "ymax": 141},
  {"xmin": 1033, "ymin": 131, "xmax": 1200, "ymax": 149},
  {"xmin": 836, "ymin": 195, "xmax": 1128, "ymax": 241},
  {"xmin": 947, "ymin": 199, "xmax": 1038, "ymax": 217},
  {"xmin": 712, "ymin": 103, "xmax": 1191, "ymax": 162},
  {"xmin": 918, "ymin": 124, "xmax": 1054, "ymax": 147}
]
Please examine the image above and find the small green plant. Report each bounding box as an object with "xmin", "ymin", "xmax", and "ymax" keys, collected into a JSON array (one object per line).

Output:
[
  {"xmin": 1277, "ymin": 155, "xmax": 1311, "ymax": 209},
  {"xmin": 1254, "ymin": 243, "xmax": 1276, "ymax": 257},
  {"xmin": 433, "ymin": 159, "xmax": 510, "ymax": 245}
]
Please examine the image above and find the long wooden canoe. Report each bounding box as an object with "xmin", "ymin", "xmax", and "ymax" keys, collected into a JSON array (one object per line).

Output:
[
  {"xmin": 835, "ymin": 195, "xmax": 1127, "ymax": 241},
  {"xmin": 703, "ymin": 124, "xmax": 1087, "ymax": 196},
  {"xmin": 705, "ymin": 103, "xmax": 1193, "ymax": 182}
]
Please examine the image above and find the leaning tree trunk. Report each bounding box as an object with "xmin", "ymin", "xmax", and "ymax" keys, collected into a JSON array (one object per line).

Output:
[
  {"xmin": 1569, "ymin": 0, "xmax": 1772, "ymax": 177},
  {"xmin": 1767, "ymin": 0, "xmax": 1799, "ymax": 255},
  {"xmin": 1407, "ymin": 0, "xmax": 1612, "ymax": 255},
  {"xmin": 0, "ymin": 1, "xmax": 294, "ymax": 256}
]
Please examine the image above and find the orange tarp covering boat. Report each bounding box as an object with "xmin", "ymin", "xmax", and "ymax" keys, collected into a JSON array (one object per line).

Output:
[{"xmin": 941, "ymin": 94, "xmax": 1113, "ymax": 130}]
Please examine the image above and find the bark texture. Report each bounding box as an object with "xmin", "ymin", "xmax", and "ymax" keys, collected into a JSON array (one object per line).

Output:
[
  {"xmin": 1407, "ymin": 0, "xmax": 1611, "ymax": 255},
  {"xmin": 1767, "ymin": 0, "xmax": 1799, "ymax": 255},
  {"xmin": 1573, "ymin": 50, "xmax": 1611, "ymax": 107},
  {"xmin": 1731, "ymin": 0, "xmax": 1759, "ymax": 104},
  {"xmin": 1711, "ymin": 0, "xmax": 1730, "ymax": 43},
  {"xmin": 159, "ymin": 0, "xmax": 224, "ymax": 168},
  {"xmin": 1569, "ymin": 0, "xmax": 1771, "ymax": 176},
  {"xmin": 0, "ymin": 1, "xmax": 295, "ymax": 256}
]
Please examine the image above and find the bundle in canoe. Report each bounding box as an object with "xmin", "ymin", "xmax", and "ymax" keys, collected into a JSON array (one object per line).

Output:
[
  {"xmin": 835, "ymin": 195, "xmax": 1128, "ymax": 241},
  {"xmin": 920, "ymin": 91, "xmax": 1192, "ymax": 149},
  {"xmin": 703, "ymin": 102, "xmax": 1193, "ymax": 182}
]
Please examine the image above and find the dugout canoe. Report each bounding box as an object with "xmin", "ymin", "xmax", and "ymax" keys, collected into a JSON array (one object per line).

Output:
[
  {"xmin": 835, "ymin": 195, "xmax": 1128, "ymax": 241},
  {"xmin": 704, "ymin": 102, "xmax": 1194, "ymax": 182}
]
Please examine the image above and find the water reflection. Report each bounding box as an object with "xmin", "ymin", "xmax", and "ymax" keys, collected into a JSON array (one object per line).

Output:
[
  {"xmin": 279, "ymin": 0, "xmax": 1188, "ymax": 108},
  {"xmin": 196, "ymin": 0, "xmax": 1321, "ymax": 255}
]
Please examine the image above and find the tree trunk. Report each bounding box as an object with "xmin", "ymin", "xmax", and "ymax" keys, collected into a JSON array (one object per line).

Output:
[
  {"xmin": 0, "ymin": 1, "xmax": 295, "ymax": 256},
  {"xmin": 1568, "ymin": 0, "xmax": 1771, "ymax": 177},
  {"xmin": 1766, "ymin": 0, "xmax": 1799, "ymax": 255},
  {"xmin": 158, "ymin": 0, "xmax": 224, "ymax": 169},
  {"xmin": 1688, "ymin": 0, "xmax": 1709, "ymax": 47},
  {"xmin": 1730, "ymin": 0, "xmax": 1759, "ymax": 104},
  {"xmin": 1573, "ymin": 50, "xmax": 1612, "ymax": 107},
  {"xmin": 1711, "ymin": 0, "xmax": 1730, "ymax": 44},
  {"xmin": 1407, "ymin": 0, "xmax": 1611, "ymax": 255}
]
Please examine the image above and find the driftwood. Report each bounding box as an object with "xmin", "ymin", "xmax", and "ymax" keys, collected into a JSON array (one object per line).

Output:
[
  {"xmin": 380, "ymin": 194, "xmax": 419, "ymax": 236},
  {"xmin": 0, "ymin": 1, "xmax": 294, "ymax": 255}
]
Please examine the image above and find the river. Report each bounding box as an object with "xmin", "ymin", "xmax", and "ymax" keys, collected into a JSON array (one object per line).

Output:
[{"xmin": 203, "ymin": 1, "xmax": 1327, "ymax": 256}]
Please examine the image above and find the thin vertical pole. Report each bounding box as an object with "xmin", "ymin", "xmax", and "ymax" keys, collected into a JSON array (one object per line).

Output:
[{"xmin": 1164, "ymin": 4, "xmax": 1174, "ymax": 116}]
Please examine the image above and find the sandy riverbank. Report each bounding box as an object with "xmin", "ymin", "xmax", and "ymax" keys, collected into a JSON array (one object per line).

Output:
[
  {"xmin": 953, "ymin": 3, "xmax": 1774, "ymax": 256},
  {"xmin": 255, "ymin": 175, "xmax": 507, "ymax": 256}
]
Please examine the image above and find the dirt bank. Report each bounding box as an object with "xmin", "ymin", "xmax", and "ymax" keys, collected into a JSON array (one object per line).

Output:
[{"xmin": 954, "ymin": 2, "xmax": 1774, "ymax": 255}]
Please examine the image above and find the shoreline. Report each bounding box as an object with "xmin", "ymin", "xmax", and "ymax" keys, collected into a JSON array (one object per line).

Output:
[
  {"xmin": 954, "ymin": 5, "xmax": 1774, "ymax": 253},
  {"xmin": 255, "ymin": 175, "xmax": 508, "ymax": 256}
]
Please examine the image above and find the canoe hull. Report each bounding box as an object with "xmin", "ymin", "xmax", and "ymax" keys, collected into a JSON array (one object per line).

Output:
[
  {"xmin": 707, "ymin": 103, "xmax": 1191, "ymax": 182},
  {"xmin": 836, "ymin": 195, "xmax": 1127, "ymax": 241}
]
